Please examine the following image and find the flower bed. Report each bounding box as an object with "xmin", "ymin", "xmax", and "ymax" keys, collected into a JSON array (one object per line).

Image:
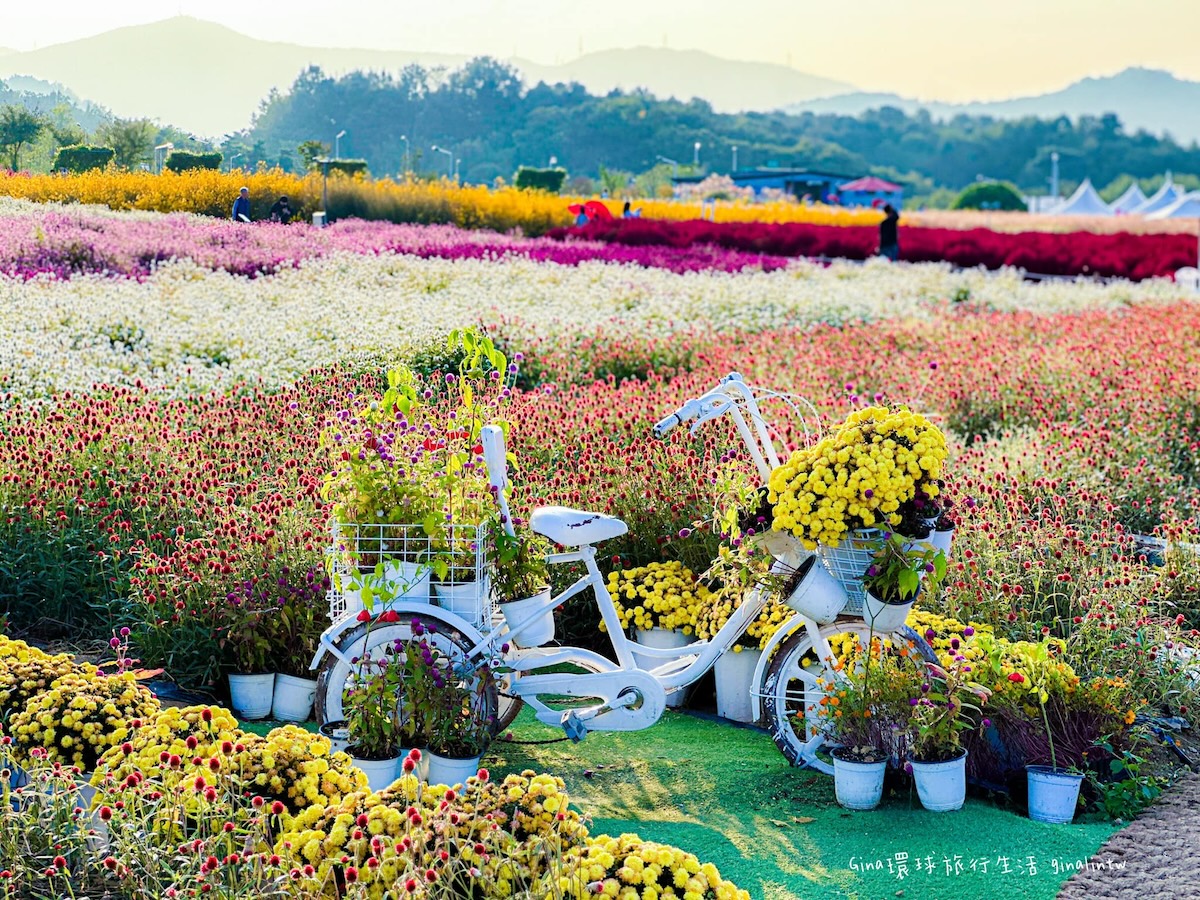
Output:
[
  {"xmin": 0, "ymin": 641, "xmax": 751, "ymax": 900},
  {"xmin": 0, "ymin": 199, "xmax": 791, "ymax": 280},
  {"xmin": 551, "ymin": 217, "xmax": 1198, "ymax": 280}
]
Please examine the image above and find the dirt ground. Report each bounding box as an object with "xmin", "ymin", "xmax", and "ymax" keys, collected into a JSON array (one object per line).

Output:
[{"xmin": 1058, "ymin": 770, "xmax": 1200, "ymax": 898}]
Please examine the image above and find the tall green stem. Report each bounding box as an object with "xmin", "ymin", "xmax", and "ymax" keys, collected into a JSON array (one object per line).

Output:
[{"xmin": 1040, "ymin": 697, "xmax": 1057, "ymax": 771}]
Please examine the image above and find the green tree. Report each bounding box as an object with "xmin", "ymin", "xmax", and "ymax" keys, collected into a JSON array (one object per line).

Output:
[
  {"xmin": 952, "ymin": 181, "xmax": 1027, "ymax": 211},
  {"xmin": 96, "ymin": 118, "xmax": 157, "ymax": 169},
  {"xmin": 0, "ymin": 104, "xmax": 45, "ymax": 171},
  {"xmin": 297, "ymin": 140, "xmax": 329, "ymax": 171}
]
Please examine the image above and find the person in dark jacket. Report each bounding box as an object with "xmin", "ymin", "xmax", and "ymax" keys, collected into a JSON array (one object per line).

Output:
[
  {"xmin": 268, "ymin": 195, "xmax": 293, "ymax": 223},
  {"xmin": 878, "ymin": 203, "xmax": 899, "ymax": 260},
  {"xmin": 232, "ymin": 187, "xmax": 251, "ymax": 222}
]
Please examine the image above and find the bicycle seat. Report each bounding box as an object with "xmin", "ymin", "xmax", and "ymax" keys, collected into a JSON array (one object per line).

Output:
[{"xmin": 529, "ymin": 506, "xmax": 628, "ymax": 547}]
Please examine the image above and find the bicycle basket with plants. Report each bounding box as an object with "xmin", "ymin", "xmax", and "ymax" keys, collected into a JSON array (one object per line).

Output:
[{"xmin": 319, "ymin": 328, "xmax": 518, "ymax": 605}]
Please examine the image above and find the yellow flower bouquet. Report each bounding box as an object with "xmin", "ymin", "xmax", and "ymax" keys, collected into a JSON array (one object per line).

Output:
[
  {"xmin": 604, "ymin": 562, "xmax": 710, "ymax": 635},
  {"xmin": 10, "ymin": 670, "xmax": 160, "ymax": 771},
  {"xmin": 768, "ymin": 406, "xmax": 948, "ymax": 549}
]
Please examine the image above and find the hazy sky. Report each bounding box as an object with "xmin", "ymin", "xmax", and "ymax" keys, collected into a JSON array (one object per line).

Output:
[{"xmin": 5, "ymin": 0, "xmax": 1199, "ymax": 101}]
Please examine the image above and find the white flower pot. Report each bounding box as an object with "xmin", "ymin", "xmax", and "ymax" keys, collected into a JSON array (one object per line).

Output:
[
  {"xmin": 1026, "ymin": 765, "xmax": 1084, "ymax": 824},
  {"xmin": 930, "ymin": 527, "xmax": 954, "ymax": 559},
  {"xmin": 499, "ymin": 588, "xmax": 555, "ymax": 647},
  {"xmin": 911, "ymin": 751, "xmax": 967, "ymax": 812},
  {"xmin": 633, "ymin": 628, "xmax": 693, "ymax": 708},
  {"xmin": 228, "ymin": 673, "xmax": 275, "ymax": 720},
  {"xmin": 833, "ymin": 753, "xmax": 888, "ymax": 811},
  {"xmin": 272, "ymin": 674, "xmax": 318, "ymax": 722},
  {"xmin": 319, "ymin": 721, "xmax": 351, "ymax": 754},
  {"xmin": 861, "ymin": 591, "xmax": 915, "ymax": 633},
  {"xmin": 424, "ymin": 751, "xmax": 483, "ymax": 788},
  {"xmin": 349, "ymin": 752, "xmax": 403, "ymax": 792},
  {"xmin": 783, "ymin": 557, "xmax": 847, "ymax": 624},
  {"xmin": 434, "ymin": 576, "xmax": 490, "ymax": 626},
  {"xmin": 714, "ymin": 647, "xmax": 762, "ymax": 723}
]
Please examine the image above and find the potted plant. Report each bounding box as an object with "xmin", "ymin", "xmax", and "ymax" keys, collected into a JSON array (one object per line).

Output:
[
  {"xmin": 267, "ymin": 566, "xmax": 328, "ymax": 722},
  {"xmin": 606, "ymin": 561, "xmax": 706, "ymax": 707},
  {"xmin": 860, "ymin": 533, "xmax": 946, "ymax": 633},
  {"xmin": 820, "ymin": 640, "xmax": 923, "ymax": 811},
  {"xmin": 1021, "ymin": 640, "xmax": 1087, "ymax": 823},
  {"xmin": 341, "ymin": 609, "xmax": 410, "ymax": 791},
  {"xmin": 489, "ymin": 523, "xmax": 555, "ymax": 647},
  {"xmin": 404, "ymin": 624, "xmax": 493, "ymax": 787},
  {"xmin": 219, "ymin": 582, "xmax": 280, "ymax": 720},
  {"xmin": 904, "ymin": 632, "xmax": 990, "ymax": 812}
]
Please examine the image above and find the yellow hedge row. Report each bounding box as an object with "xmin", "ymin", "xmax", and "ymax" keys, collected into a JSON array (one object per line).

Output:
[{"xmin": 0, "ymin": 169, "xmax": 878, "ymax": 232}]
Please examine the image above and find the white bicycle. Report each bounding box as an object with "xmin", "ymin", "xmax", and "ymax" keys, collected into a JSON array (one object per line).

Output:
[{"xmin": 310, "ymin": 373, "xmax": 936, "ymax": 773}]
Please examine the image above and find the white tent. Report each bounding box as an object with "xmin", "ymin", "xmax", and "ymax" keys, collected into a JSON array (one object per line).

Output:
[
  {"xmin": 1133, "ymin": 177, "xmax": 1180, "ymax": 215},
  {"xmin": 1147, "ymin": 191, "xmax": 1200, "ymax": 219},
  {"xmin": 1051, "ymin": 178, "xmax": 1112, "ymax": 215},
  {"xmin": 1109, "ymin": 182, "xmax": 1148, "ymax": 214}
]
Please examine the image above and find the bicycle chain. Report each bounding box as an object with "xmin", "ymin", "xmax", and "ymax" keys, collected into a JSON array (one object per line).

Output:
[{"xmin": 495, "ymin": 689, "xmax": 570, "ymax": 745}]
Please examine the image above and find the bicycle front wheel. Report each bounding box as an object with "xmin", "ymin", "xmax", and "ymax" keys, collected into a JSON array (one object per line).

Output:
[{"xmin": 761, "ymin": 620, "xmax": 935, "ymax": 774}]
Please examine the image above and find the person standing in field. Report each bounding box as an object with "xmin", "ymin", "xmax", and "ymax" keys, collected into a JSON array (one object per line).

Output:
[
  {"xmin": 878, "ymin": 203, "xmax": 899, "ymax": 260},
  {"xmin": 232, "ymin": 187, "xmax": 251, "ymax": 223}
]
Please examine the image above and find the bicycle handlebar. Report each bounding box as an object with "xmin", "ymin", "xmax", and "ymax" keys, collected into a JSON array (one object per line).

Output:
[{"xmin": 653, "ymin": 399, "xmax": 702, "ymax": 438}]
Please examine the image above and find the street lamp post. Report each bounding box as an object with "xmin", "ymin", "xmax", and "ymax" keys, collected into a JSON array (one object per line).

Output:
[
  {"xmin": 656, "ymin": 155, "xmax": 679, "ymax": 179},
  {"xmin": 317, "ymin": 157, "xmax": 330, "ymax": 215},
  {"xmin": 431, "ymin": 145, "xmax": 454, "ymax": 179},
  {"xmin": 731, "ymin": 145, "xmax": 738, "ymax": 173},
  {"xmin": 335, "ymin": 130, "xmax": 346, "ymax": 159},
  {"xmin": 1050, "ymin": 152, "xmax": 1060, "ymax": 201},
  {"xmin": 693, "ymin": 141, "xmax": 701, "ymax": 168},
  {"xmin": 399, "ymin": 134, "xmax": 410, "ymax": 176},
  {"xmin": 454, "ymin": 158, "xmax": 461, "ymax": 183},
  {"xmin": 229, "ymin": 153, "xmax": 242, "ymax": 172},
  {"xmin": 154, "ymin": 142, "xmax": 174, "ymax": 174}
]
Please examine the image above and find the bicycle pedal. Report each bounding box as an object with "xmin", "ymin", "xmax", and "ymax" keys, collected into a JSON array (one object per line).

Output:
[{"xmin": 560, "ymin": 710, "xmax": 588, "ymax": 743}]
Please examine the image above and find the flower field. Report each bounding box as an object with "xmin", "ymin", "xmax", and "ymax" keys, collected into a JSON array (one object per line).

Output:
[
  {"xmin": 3, "ymin": 203, "xmax": 1200, "ymax": 896},
  {"xmin": 555, "ymin": 217, "xmax": 1200, "ymax": 280}
]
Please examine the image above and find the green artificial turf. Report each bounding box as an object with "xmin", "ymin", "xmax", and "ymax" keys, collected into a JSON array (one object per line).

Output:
[
  {"xmin": 240, "ymin": 709, "xmax": 1121, "ymax": 900},
  {"xmin": 489, "ymin": 708, "xmax": 1121, "ymax": 900}
]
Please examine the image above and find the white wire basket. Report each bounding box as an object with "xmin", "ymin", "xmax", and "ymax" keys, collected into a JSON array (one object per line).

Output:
[
  {"xmin": 326, "ymin": 521, "xmax": 496, "ymax": 630},
  {"xmin": 815, "ymin": 528, "xmax": 886, "ymax": 616}
]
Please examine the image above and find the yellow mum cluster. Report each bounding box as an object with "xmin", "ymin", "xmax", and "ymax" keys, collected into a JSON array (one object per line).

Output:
[
  {"xmin": 10, "ymin": 670, "xmax": 160, "ymax": 770},
  {"xmin": 0, "ymin": 636, "xmax": 94, "ymax": 718},
  {"xmin": 281, "ymin": 768, "xmax": 587, "ymax": 898},
  {"xmin": 95, "ymin": 705, "xmax": 366, "ymax": 816},
  {"xmin": 605, "ymin": 562, "xmax": 712, "ymax": 634},
  {"xmin": 902, "ymin": 612, "xmax": 1085, "ymax": 704},
  {"xmin": 768, "ymin": 406, "xmax": 948, "ymax": 549},
  {"xmin": 694, "ymin": 590, "xmax": 793, "ymax": 652},
  {"xmin": 557, "ymin": 833, "xmax": 751, "ymax": 900}
]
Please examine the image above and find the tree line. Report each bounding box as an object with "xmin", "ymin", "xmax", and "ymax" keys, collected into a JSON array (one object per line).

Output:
[{"xmin": 238, "ymin": 58, "xmax": 1200, "ymax": 203}]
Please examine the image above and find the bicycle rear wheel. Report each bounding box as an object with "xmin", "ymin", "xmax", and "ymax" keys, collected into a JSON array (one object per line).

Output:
[{"xmin": 314, "ymin": 612, "xmax": 499, "ymax": 737}]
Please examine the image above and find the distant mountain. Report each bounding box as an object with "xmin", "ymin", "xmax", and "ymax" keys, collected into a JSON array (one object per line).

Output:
[
  {"xmin": 0, "ymin": 16, "xmax": 855, "ymax": 138},
  {"xmin": 787, "ymin": 68, "xmax": 1200, "ymax": 145},
  {"xmin": 0, "ymin": 73, "xmax": 109, "ymax": 131},
  {"xmin": 516, "ymin": 48, "xmax": 853, "ymax": 115}
]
